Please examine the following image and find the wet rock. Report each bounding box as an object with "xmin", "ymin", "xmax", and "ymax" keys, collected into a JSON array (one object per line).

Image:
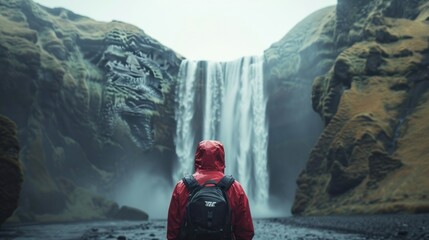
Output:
[
  {"xmin": 0, "ymin": 116, "xmax": 23, "ymax": 226},
  {"xmin": 113, "ymin": 206, "xmax": 149, "ymax": 221}
]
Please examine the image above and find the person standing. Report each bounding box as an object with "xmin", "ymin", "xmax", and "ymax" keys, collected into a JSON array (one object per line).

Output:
[{"xmin": 167, "ymin": 140, "xmax": 254, "ymax": 240}]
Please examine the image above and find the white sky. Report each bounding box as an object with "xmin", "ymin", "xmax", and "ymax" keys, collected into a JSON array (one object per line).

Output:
[{"xmin": 33, "ymin": 0, "xmax": 337, "ymax": 61}]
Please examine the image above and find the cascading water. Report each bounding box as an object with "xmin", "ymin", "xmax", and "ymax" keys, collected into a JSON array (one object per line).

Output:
[
  {"xmin": 174, "ymin": 61, "xmax": 199, "ymax": 180},
  {"xmin": 174, "ymin": 56, "xmax": 269, "ymax": 209}
]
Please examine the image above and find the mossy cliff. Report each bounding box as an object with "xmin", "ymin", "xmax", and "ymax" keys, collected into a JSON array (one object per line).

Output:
[
  {"xmin": 286, "ymin": 0, "xmax": 429, "ymax": 215},
  {"xmin": 0, "ymin": 0, "xmax": 181, "ymax": 222},
  {"xmin": 0, "ymin": 115, "xmax": 23, "ymax": 225}
]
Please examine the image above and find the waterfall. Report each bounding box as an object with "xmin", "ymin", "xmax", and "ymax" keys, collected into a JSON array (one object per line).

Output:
[
  {"xmin": 174, "ymin": 61, "xmax": 198, "ymax": 180},
  {"xmin": 174, "ymin": 56, "xmax": 269, "ymax": 207}
]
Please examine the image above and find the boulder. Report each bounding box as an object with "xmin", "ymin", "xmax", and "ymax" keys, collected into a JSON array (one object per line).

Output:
[{"xmin": 113, "ymin": 206, "xmax": 149, "ymax": 221}]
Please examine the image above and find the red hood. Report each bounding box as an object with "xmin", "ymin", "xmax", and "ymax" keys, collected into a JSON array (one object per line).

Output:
[{"xmin": 194, "ymin": 140, "xmax": 225, "ymax": 172}]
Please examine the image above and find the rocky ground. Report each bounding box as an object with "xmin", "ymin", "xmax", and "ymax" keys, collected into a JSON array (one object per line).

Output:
[{"xmin": 0, "ymin": 214, "xmax": 428, "ymax": 240}]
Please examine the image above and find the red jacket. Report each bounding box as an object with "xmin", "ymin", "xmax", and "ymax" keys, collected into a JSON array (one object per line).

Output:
[{"xmin": 167, "ymin": 140, "xmax": 254, "ymax": 240}]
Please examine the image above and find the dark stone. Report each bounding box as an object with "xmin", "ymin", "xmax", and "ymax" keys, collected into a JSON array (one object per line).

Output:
[
  {"xmin": 375, "ymin": 28, "xmax": 399, "ymax": 43},
  {"xmin": 0, "ymin": 116, "xmax": 23, "ymax": 226},
  {"xmin": 334, "ymin": 58, "xmax": 352, "ymax": 88},
  {"xmin": 117, "ymin": 236, "xmax": 126, "ymax": 240},
  {"xmin": 393, "ymin": 49, "xmax": 413, "ymax": 58},
  {"xmin": 368, "ymin": 151, "xmax": 403, "ymax": 186},
  {"xmin": 327, "ymin": 161, "xmax": 366, "ymax": 195},
  {"xmin": 407, "ymin": 67, "xmax": 429, "ymax": 82},
  {"xmin": 327, "ymin": 144, "xmax": 350, "ymax": 169},
  {"xmin": 113, "ymin": 206, "xmax": 149, "ymax": 221},
  {"xmin": 397, "ymin": 230, "xmax": 408, "ymax": 236},
  {"xmin": 365, "ymin": 47, "xmax": 386, "ymax": 75},
  {"xmin": 390, "ymin": 83, "xmax": 410, "ymax": 91}
]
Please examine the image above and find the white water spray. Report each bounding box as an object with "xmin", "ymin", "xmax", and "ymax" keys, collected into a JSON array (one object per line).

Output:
[{"xmin": 174, "ymin": 56, "xmax": 269, "ymax": 209}]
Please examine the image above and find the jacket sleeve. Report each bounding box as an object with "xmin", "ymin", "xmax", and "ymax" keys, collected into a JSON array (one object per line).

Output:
[
  {"xmin": 231, "ymin": 183, "xmax": 254, "ymax": 240},
  {"xmin": 167, "ymin": 181, "xmax": 187, "ymax": 240}
]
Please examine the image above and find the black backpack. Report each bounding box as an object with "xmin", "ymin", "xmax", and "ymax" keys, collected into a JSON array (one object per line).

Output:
[{"xmin": 180, "ymin": 175, "xmax": 235, "ymax": 240}]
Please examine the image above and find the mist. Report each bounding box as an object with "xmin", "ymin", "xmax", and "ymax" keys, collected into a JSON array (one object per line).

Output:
[
  {"xmin": 112, "ymin": 169, "xmax": 173, "ymax": 219},
  {"xmin": 267, "ymin": 86, "xmax": 324, "ymax": 212}
]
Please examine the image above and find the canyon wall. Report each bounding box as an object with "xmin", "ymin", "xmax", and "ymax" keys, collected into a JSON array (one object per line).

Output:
[
  {"xmin": 292, "ymin": 0, "xmax": 429, "ymax": 215},
  {"xmin": 0, "ymin": 0, "xmax": 181, "ymax": 222}
]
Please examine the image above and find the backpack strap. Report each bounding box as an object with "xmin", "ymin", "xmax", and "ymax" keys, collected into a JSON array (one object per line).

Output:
[
  {"xmin": 218, "ymin": 175, "xmax": 234, "ymax": 240},
  {"xmin": 217, "ymin": 175, "xmax": 235, "ymax": 191},
  {"xmin": 182, "ymin": 175, "xmax": 201, "ymax": 193}
]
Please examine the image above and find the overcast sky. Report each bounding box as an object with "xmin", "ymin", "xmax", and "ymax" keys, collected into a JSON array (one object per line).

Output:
[{"xmin": 33, "ymin": 0, "xmax": 337, "ymax": 61}]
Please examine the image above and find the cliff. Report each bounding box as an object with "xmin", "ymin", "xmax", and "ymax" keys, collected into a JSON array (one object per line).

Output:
[
  {"xmin": 0, "ymin": 0, "xmax": 181, "ymax": 222},
  {"xmin": 290, "ymin": 0, "xmax": 429, "ymax": 215},
  {"xmin": 0, "ymin": 116, "xmax": 23, "ymax": 225}
]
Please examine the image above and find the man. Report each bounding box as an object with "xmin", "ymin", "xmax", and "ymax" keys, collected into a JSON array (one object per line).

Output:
[{"xmin": 167, "ymin": 140, "xmax": 254, "ymax": 240}]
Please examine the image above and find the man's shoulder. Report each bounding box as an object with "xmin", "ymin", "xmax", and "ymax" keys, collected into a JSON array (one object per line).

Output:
[
  {"xmin": 175, "ymin": 178, "xmax": 185, "ymax": 186},
  {"xmin": 172, "ymin": 179, "xmax": 187, "ymax": 194},
  {"xmin": 231, "ymin": 179, "xmax": 242, "ymax": 186},
  {"xmin": 229, "ymin": 178, "xmax": 245, "ymax": 192}
]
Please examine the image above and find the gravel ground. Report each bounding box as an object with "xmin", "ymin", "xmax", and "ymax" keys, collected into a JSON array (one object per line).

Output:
[
  {"xmin": 0, "ymin": 214, "xmax": 428, "ymax": 240},
  {"xmin": 276, "ymin": 214, "xmax": 429, "ymax": 240}
]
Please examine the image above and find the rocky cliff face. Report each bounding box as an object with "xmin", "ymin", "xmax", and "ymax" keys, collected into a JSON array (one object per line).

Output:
[
  {"xmin": 292, "ymin": 0, "xmax": 429, "ymax": 215},
  {"xmin": 0, "ymin": 0, "xmax": 181, "ymax": 222},
  {"xmin": 0, "ymin": 116, "xmax": 23, "ymax": 225}
]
